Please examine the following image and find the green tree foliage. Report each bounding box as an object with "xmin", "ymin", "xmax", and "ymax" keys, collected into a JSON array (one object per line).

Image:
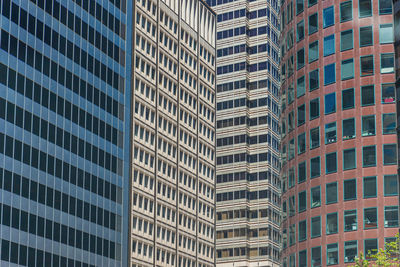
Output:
[{"xmin": 353, "ymin": 234, "xmax": 400, "ymax": 267}]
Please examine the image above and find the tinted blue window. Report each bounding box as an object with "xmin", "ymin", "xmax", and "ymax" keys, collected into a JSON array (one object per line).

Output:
[
  {"xmin": 325, "ymin": 92, "xmax": 336, "ymax": 114},
  {"xmin": 323, "ymin": 6, "xmax": 334, "ymax": 28},
  {"xmin": 324, "ymin": 63, "xmax": 336, "ymax": 85},
  {"xmin": 324, "ymin": 34, "xmax": 335, "ymax": 56}
]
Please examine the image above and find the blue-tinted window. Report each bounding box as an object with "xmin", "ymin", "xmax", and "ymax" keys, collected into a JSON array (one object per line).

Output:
[
  {"xmin": 323, "ymin": 6, "xmax": 334, "ymax": 28},
  {"xmin": 324, "ymin": 63, "xmax": 335, "ymax": 85},
  {"xmin": 324, "ymin": 34, "xmax": 335, "ymax": 56},
  {"xmin": 324, "ymin": 92, "xmax": 336, "ymax": 114}
]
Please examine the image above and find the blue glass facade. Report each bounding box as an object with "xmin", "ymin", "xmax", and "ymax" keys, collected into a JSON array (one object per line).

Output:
[{"xmin": 0, "ymin": 0, "xmax": 130, "ymax": 266}]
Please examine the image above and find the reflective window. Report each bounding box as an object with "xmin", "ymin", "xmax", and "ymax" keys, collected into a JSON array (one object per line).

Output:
[
  {"xmin": 299, "ymin": 250, "xmax": 307, "ymax": 266},
  {"xmin": 298, "ymin": 221, "xmax": 307, "ymax": 242},
  {"xmin": 311, "ymin": 216, "xmax": 321, "ymax": 237},
  {"xmin": 363, "ymin": 146, "xmax": 376, "ymax": 167},
  {"xmin": 383, "ymin": 144, "xmax": 396, "ymax": 165},
  {"xmin": 309, "ymin": 68, "xmax": 319, "ymax": 91},
  {"xmin": 341, "ymin": 59, "xmax": 354, "ymax": 80},
  {"xmin": 324, "ymin": 34, "xmax": 335, "ymax": 56},
  {"xmin": 382, "ymin": 113, "xmax": 396, "ymax": 134},
  {"xmin": 384, "ymin": 175, "xmax": 398, "ymax": 196},
  {"xmin": 360, "ymin": 55, "xmax": 374, "ymax": 76},
  {"xmin": 363, "ymin": 176, "xmax": 377, "ymax": 198},
  {"xmin": 297, "ymin": 75, "xmax": 305, "ymax": 96},
  {"xmin": 326, "ymin": 182, "xmax": 338, "ymax": 204},
  {"xmin": 362, "ymin": 115, "xmax": 375, "ymax": 136},
  {"xmin": 341, "ymin": 29, "xmax": 353, "ymax": 51},
  {"xmin": 310, "ymin": 127, "xmax": 320, "ymax": 149},
  {"xmin": 324, "ymin": 63, "xmax": 335, "ymax": 85},
  {"xmin": 344, "ymin": 210, "xmax": 357, "ymax": 231},
  {"xmin": 324, "ymin": 92, "xmax": 336, "ymax": 114},
  {"xmin": 379, "ymin": 0, "xmax": 392, "ymax": 14},
  {"xmin": 298, "ymin": 191, "xmax": 307, "ymax": 212},
  {"xmin": 380, "ymin": 24, "xmax": 394, "ymax": 44},
  {"xmin": 343, "ymin": 148, "xmax": 356, "ymax": 170},
  {"xmin": 297, "ymin": 0, "xmax": 304, "ymax": 14},
  {"xmin": 298, "ymin": 104, "xmax": 305, "ymax": 125},
  {"xmin": 360, "ymin": 26, "xmax": 373, "ymax": 47},
  {"xmin": 381, "ymin": 53, "xmax": 394, "ymax": 74},
  {"xmin": 323, "ymin": 6, "xmax": 334, "ymax": 28},
  {"xmin": 344, "ymin": 179, "xmax": 357, "ymax": 200},
  {"xmin": 311, "ymin": 246, "xmax": 321, "ymax": 267},
  {"xmin": 325, "ymin": 122, "xmax": 336, "ymax": 144},
  {"xmin": 298, "ymin": 161, "xmax": 306, "ymax": 183},
  {"xmin": 309, "ymin": 41, "xmax": 319, "ymax": 63},
  {"xmin": 364, "ymin": 239, "xmax": 378, "ymax": 256},
  {"xmin": 364, "ymin": 207, "xmax": 378, "ymax": 229},
  {"xmin": 361, "ymin": 85, "xmax": 374, "ymax": 106},
  {"xmin": 326, "ymin": 213, "xmax": 338, "ymax": 234},
  {"xmin": 340, "ymin": 1, "xmax": 353, "ymax": 22},
  {"xmin": 310, "ymin": 156, "xmax": 320, "ymax": 178},
  {"xmin": 309, "ymin": 13, "xmax": 318, "ymax": 35},
  {"xmin": 382, "ymin": 84, "xmax": 395, "ymax": 103},
  {"xmin": 344, "ymin": 241, "xmax": 358, "ymax": 263},
  {"xmin": 311, "ymin": 186, "xmax": 321, "ymax": 208},
  {"xmin": 297, "ymin": 20, "xmax": 305, "ymax": 42},
  {"xmin": 384, "ymin": 206, "xmax": 399, "ymax": 227},
  {"xmin": 359, "ymin": 0, "xmax": 372, "ymax": 17},
  {"xmin": 310, "ymin": 98, "xmax": 319, "ymax": 120},
  {"xmin": 327, "ymin": 243, "xmax": 338, "ymax": 265},
  {"xmin": 298, "ymin": 133, "xmax": 306, "ymax": 154},
  {"xmin": 342, "ymin": 88, "xmax": 355, "ymax": 109}
]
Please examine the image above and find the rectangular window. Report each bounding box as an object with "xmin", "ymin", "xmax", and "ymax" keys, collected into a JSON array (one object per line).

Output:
[
  {"xmin": 363, "ymin": 146, "xmax": 376, "ymax": 167},
  {"xmin": 364, "ymin": 207, "xmax": 378, "ymax": 229},
  {"xmin": 324, "ymin": 34, "xmax": 335, "ymax": 56},
  {"xmin": 289, "ymin": 167, "xmax": 295, "ymax": 188},
  {"xmin": 326, "ymin": 182, "xmax": 338, "ymax": 204},
  {"xmin": 384, "ymin": 206, "xmax": 399, "ymax": 227},
  {"xmin": 326, "ymin": 152, "xmax": 337, "ymax": 174},
  {"xmin": 324, "ymin": 64, "xmax": 335, "ymax": 85},
  {"xmin": 341, "ymin": 29, "xmax": 353, "ymax": 51},
  {"xmin": 325, "ymin": 122, "xmax": 336, "ymax": 144},
  {"xmin": 381, "ymin": 53, "xmax": 394, "ymax": 74},
  {"xmin": 310, "ymin": 127, "xmax": 320, "ymax": 149},
  {"xmin": 380, "ymin": 24, "xmax": 394, "ymax": 44},
  {"xmin": 310, "ymin": 98, "xmax": 319, "ymax": 120},
  {"xmin": 298, "ymin": 105, "xmax": 305, "ymax": 125},
  {"xmin": 309, "ymin": 68, "xmax": 319, "ymax": 91},
  {"xmin": 289, "ymin": 224, "xmax": 296, "ymax": 246},
  {"xmin": 343, "ymin": 148, "xmax": 356, "ymax": 170},
  {"xmin": 288, "ymin": 82, "xmax": 294, "ymax": 104},
  {"xmin": 298, "ymin": 161, "xmax": 306, "ymax": 183},
  {"xmin": 364, "ymin": 239, "xmax": 378, "ymax": 256},
  {"xmin": 362, "ymin": 115, "xmax": 375, "ymax": 136},
  {"xmin": 361, "ymin": 85, "xmax": 375, "ymax": 106},
  {"xmin": 341, "ymin": 59, "xmax": 354, "ymax": 80},
  {"xmin": 343, "ymin": 118, "xmax": 356, "ymax": 140},
  {"xmin": 298, "ymin": 221, "xmax": 307, "ymax": 242},
  {"xmin": 383, "ymin": 144, "xmax": 396, "ymax": 165},
  {"xmin": 297, "ymin": 20, "xmax": 305, "ymax": 42},
  {"xmin": 311, "ymin": 246, "xmax": 321, "ymax": 267},
  {"xmin": 298, "ymin": 191, "xmax": 307, "ymax": 212},
  {"xmin": 382, "ymin": 113, "xmax": 396, "ymax": 134},
  {"xmin": 340, "ymin": 1, "xmax": 353, "ymax": 22},
  {"xmin": 363, "ymin": 176, "xmax": 377, "ymax": 198},
  {"xmin": 344, "ymin": 241, "xmax": 358, "ymax": 263},
  {"xmin": 311, "ymin": 216, "xmax": 321, "ymax": 238},
  {"xmin": 344, "ymin": 179, "xmax": 357, "ymax": 200},
  {"xmin": 384, "ymin": 175, "xmax": 398, "ymax": 196},
  {"xmin": 297, "ymin": 0, "xmax": 304, "ymax": 14},
  {"xmin": 323, "ymin": 6, "xmax": 334, "ymax": 28},
  {"xmin": 344, "ymin": 209, "xmax": 358, "ymax": 231},
  {"xmin": 309, "ymin": 13, "xmax": 318, "ymax": 35},
  {"xmin": 360, "ymin": 55, "xmax": 374, "ymax": 76},
  {"xmin": 309, "ymin": 41, "xmax": 319, "ymax": 63},
  {"xmin": 342, "ymin": 88, "xmax": 355, "ymax": 110},
  {"xmin": 360, "ymin": 26, "xmax": 373, "ymax": 47},
  {"xmin": 311, "ymin": 186, "xmax": 321, "ymax": 208},
  {"xmin": 310, "ymin": 156, "xmax": 320, "ymax": 178},
  {"xmin": 359, "ymin": 0, "xmax": 372, "ymax": 17},
  {"xmin": 309, "ymin": 0, "xmax": 317, "ymax": 7},
  {"xmin": 297, "ymin": 75, "xmax": 305, "ymax": 97},
  {"xmin": 382, "ymin": 84, "xmax": 395, "ymax": 104},
  {"xmin": 289, "ymin": 195, "xmax": 295, "ymax": 216},
  {"xmin": 324, "ymin": 92, "xmax": 336, "ymax": 114},
  {"xmin": 289, "ymin": 139, "xmax": 295, "ymax": 160},
  {"xmin": 299, "ymin": 250, "xmax": 307, "ymax": 267},
  {"xmin": 298, "ymin": 133, "xmax": 306, "ymax": 154},
  {"xmin": 327, "ymin": 243, "xmax": 338, "ymax": 265},
  {"xmin": 379, "ymin": 0, "xmax": 392, "ymax": 14}
]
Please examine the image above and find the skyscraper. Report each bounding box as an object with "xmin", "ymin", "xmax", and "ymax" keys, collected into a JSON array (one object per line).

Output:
[
  {"xmin": 0, "ymin": 0, "xmax": 131, "ymax": 266},
  {"xmin": 130, "ymin": 0, "xmax": 217, "ymax": 266},
  {"xmin": 208, "ymin": 0, "xmax": 282, "ymax": 265},
  {"xmin": 280, "ymin": 0, "xmax": 399, "ymax": 265}
]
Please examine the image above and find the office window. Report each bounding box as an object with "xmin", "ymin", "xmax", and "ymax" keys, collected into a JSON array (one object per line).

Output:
[
  {"xmin": 298, "ymin": 105, "xmax": 305, "ymax": 125},
  {"xmin": 289, "ymin": 224, "xmax": 296, "ymax": 246},
  {"xmin": 382, "ymin": 84, "xmax": 395, "ymax": 103},
  {"xmin": 341, "ymin": 59, "xmax": 354, "ymax": 80},
  {"xmin": 343, "ymin": 118, "xmax": 356, "ymax": 140},
  {"xmin": 289, "ymin": 139, "xmax": 295, "ymax": 160},
  {"xmin": 310, "ymin": 127, "xmax": 320, "ymax": 149},
  {"xmin": 297, "ymin": 20, "xmax": 305, "ymax": 42},
  {"xmin": 364, "ymin": 207, "xmax": 378, "ymax": 229},
  {"xmin": 383, "ymin": 144, "xmax": 396, "ymax": 165},
  {"xmin": 289, "ymin": 195, "xmax": 295, "ymax": 216},
  {"xmin": 309, "ymin": 0, "xmax": 317, "ymax": 7},
  {"xmin": 289, "ymin": 167, "xmax": 295, "ymax": 188},
  {"xmin": 325, "ymin": 122, "xmax": 336, "ymax": 144},
  {"xmin": 324, "ymin": 64, "xmax": 335, "ymax": 85},
  {"xmin": 361, "ymin": 85, "xmax": 374, "ymax": 106},
  {"xmin": 383, "ymin": 113, "xmax": 396, "ymax": 134},
  {"xmin": 288, "ymin": 83, "xmax": 294, "ymax": 103},
  {"xmin": 359, "ymin": 0, "xmax": 372, "ymax": 17},
  {"xmin": 325, "ymin": 92, "xmax": 336, "ymax": 114},
  {"xmin": 381, "ymin": 53, "xmax": 394, "ymax": 74},
  {"xmin": 340, "ymin": 1, "xmax": 352, "ymax": 22},
  {"xmin": 344, "ymin": 209, "xmax": 358, "ymax": 231},
  {"xmin": 289, "ymin": 254, "xmax": 295, "ymax": 267},
  {"xmin": 297, "ymin": 75, "xmax": 305, "ymax": 96},
  {"xmin": 310, "ymin": 98, "xmax": 319, "ymax": 120},
  {"xmin": 344, "ymin": 241, "xmax": 358, "ymax": 263},
  {"xmin": 362, "ymin": 115, "xmax": 375, "ymax": 136},
  {"xmin": 363, "ymin": 146, "xmax": 376, "ymax": 167},
  {"xmin": 288, "ymin": 111, "xmax": 295, "ymax": 132},
  {"xmin": 341, "ymin": 29, "xmax": 353, "ymax": 51},
  {"xmin": 379, "ymin": 0, "xmax": 392, "ymax": 14},
  {"xmin": 309, "ymin": 41, "xmax": 319, "ymax": 63},
  {"xmin": 309, "ymin": 13, "xmax": 318, "ymax": 35},
  {"xmin": 310, "ymin": 156, "xmax": 320, "ymax": 178},
  {"xmin": 384, "ymin": 175, "xmax": 398, "ymax": 196},
  {"xmin": 311, "ymin": 186, "xmax": 321, "ymax": 208},
  {"xmin": 298, "ymin": 191, "xmax": 307, "ymax": 212},
  {"xmin": 380, "ymin": 24, "xmax": 394, "ymax": 44},
  {"xmin": 363, "ymin": 176, "xmax": 377, "ymax": 198},
  {"xmin": 323, "ymin": 6, "xmax": 334, "ymax": 28},
  {"xmin": 344, "ymin": 179, "xmax": 357, "ymax": 200},
  {"xmin": 297, "ymin": 0, "xmax": 304, "ymax": 14},
  {"xmin": 327, "ymin": 243, "xmax": 338, "ymax": 265},
  {"xmin": 360, "ymin": 55, "xmax": 374, "ymax": 76},
  {"xmin": 299, "ymin": 250, "xmax": 307, "ymax": 267},
  {"xmin": 324, "ymin": 34, "xmax": 335, "ymax": 56},
  {"xmin": 326, "ymin": 152, "xmax": 337, "ymax": 174},
  {"xmin": 364, "ymin": 239, "xmax": 378, "ymax": 256},
  {"xmin": 297, "ymin": 49, "xmax": 305, "ymax": 70},
  {"xmin": 309, "ymin": 68, "xmax": 319, "ymax": 91},
  {"xmin": 360, "ymin": 26, "xmax": 373, "ymax": 46},
  {"xmin": 311, "ymin": 247, "xmax": 321, "ymax": 267},
  {"xmin": 298, "ymin": 161, "xmax": 306, "ymax": 183},
  {"xmin": 298, "ymin": 133, "xmax": 306, "ymax": 154},
  {"xmin": 298, "ymin": 221, "xmax": 307, "ymax": 242},
  {"xmin": 343, "ymin": 148, "xmax": 356, "ymax": 170},
  {"xmin": 326, "ymin": 182, "xmax": 338, "ymax": 204},
  {"xmin": 311, "ymin": 216, "xmax": 321, "ymax": 238},
  {"xmin": 342, "ymin": 88, "xmax": 355, "ymax": 110},
  {"xmin": 384, "ymin": 206, "xmax": 399, "ymax": 227}
]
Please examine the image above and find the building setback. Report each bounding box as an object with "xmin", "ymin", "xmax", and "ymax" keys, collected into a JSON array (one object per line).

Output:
[
  {"xmin": 0, "ymin": 0, "xmax": 131, "ymax": 266},
  {"xmin": 280, "ymin": 0, "xmax": 399, "ymax": 265},
  {"xmin": 130, "ymin": 0, "xmax": 217, "ymax": 266},
  {"xmin": 208, "ymin": 0, "xmax": 282, "ymax": 265}
]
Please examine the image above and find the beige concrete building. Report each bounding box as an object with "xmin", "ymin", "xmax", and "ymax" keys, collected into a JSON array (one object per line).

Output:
[{"xmin": 130, "ymin": 0, "xmax": 217, "ymax": 266}]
